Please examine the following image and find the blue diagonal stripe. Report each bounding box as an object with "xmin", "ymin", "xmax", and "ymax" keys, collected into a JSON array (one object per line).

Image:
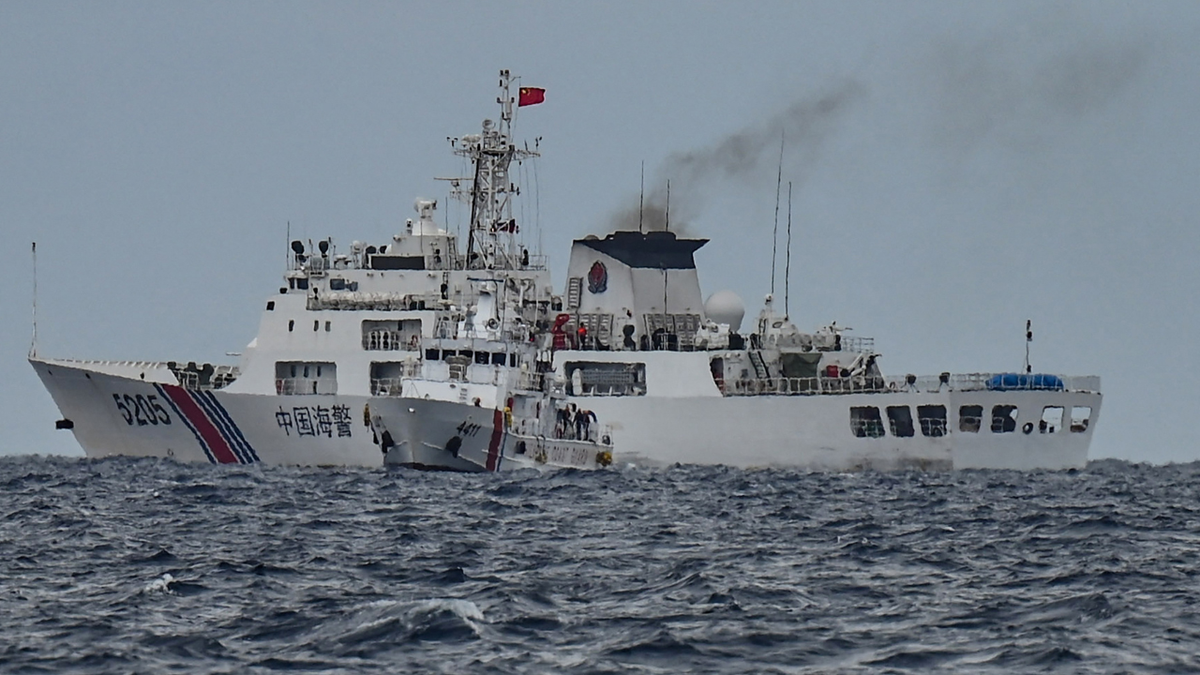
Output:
[
  {"xmin": 154, "ymin": 384, "xmax": 216, "ymax": 464},
  {"xmin": 200, "ymin": 391, "xmax": 260, "ymax": 463}
]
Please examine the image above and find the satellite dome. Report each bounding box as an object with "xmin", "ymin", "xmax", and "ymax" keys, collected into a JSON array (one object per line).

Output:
[{"xmin": 705, "ymin": 290, "xmax": 745, "ymax": 331}]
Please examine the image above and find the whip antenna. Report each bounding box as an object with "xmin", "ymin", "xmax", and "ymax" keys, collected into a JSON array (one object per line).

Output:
[
  {"xmin": 639, "ymin": 160, "xmax": 645, "ymax": 234},
  {"xmin": 770, "ymin": 130, "xmax": 784, "ymax": 295},
  {"xmin": 1024, "ymin": 319, "xmax": 1033, "ymax": 373},
  {"xmin": 30, "ymin": 241, "xmax": 38, "ymax": 358},
  {"xmin": 664, "ymin": 180, "xmax": 671, "ymax": 233},
  {"xmin": 785, "ymin": 182, "xmax": 792, "ymax": 320}
]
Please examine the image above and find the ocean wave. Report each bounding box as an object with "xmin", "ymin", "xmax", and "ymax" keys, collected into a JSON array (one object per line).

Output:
[{"xmin": 1, "ymin": 455, "xmax": 1199, "ymax": 673}]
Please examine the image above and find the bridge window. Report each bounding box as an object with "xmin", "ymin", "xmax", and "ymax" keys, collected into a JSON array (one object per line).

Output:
[
  {"xmin": 275, "ymin": 361, "xmax": 337, "ymax": 395},
  {"xmin": 1041, "ymin": 406, "xmax": 1064, "ymax": 433},
  {"xmin": 886, "ymin": 406, "xmax": 915, "ymax": 437},
  {"xmin": 370, "ymin": 362, "xmax": 408, "ymax": 396},
  {"xmin": 1071, "ymin": 406, "xmax": 1092, "ymax": 432},
  {"xmin": 850, "ymin": 406, "xmax": 885, "ymax": 438},
  {"xmin": 959, "ymin": 405, "xmax": 983, "ymax": 433},
  {"xmin": 991, "ymin": 405, "xmax": 1018, "ymax": 433},
  {"xmin": 918, "ymin": 405, "xmax": 948, "ymax": 437}
]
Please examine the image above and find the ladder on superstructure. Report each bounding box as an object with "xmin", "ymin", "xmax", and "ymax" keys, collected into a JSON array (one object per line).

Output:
[{"xmin": 748, "ymin": 351, "xmax": 770, "ymax": 379}]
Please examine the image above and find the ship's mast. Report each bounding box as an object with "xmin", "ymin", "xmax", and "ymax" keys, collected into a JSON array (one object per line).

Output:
[{"xmin": 448, "ymin": 70, "xmax": 539, "ymax": 270}]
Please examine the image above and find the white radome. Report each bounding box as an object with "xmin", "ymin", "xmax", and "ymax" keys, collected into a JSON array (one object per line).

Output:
[{"xmin": 705, "ymin": 290, "xmax": 745, "ymax": 332}]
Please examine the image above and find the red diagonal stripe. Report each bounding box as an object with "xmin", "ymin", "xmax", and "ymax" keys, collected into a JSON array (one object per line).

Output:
[
  {"xmin": 486, "ymin": 409, "xmax": 505, "ymax": 471},
  {"xmin": 162, "ymin": 385, "xmax": 239, "ymax": 464}
]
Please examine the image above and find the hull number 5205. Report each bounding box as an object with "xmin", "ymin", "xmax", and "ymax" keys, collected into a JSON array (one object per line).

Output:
[{"xmin": 112, "ymin": 393, "xmax": 172, "ymax": 426}]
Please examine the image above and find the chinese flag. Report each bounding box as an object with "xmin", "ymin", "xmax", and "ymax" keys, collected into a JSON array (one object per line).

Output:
[{"xmin": 518, "ymin": 87, "xmax": 546, "ymax": 107}]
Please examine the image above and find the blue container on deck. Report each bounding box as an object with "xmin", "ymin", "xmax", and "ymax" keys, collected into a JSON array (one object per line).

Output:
[{"xmin": 986, "ymin": 373, "xmax": 1064, "ymax": 391}]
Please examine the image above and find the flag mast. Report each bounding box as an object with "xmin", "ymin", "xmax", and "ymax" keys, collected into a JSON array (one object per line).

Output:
[{"xmin": 449, "ymin": 70, "xmax": 540, "ymax": 271}]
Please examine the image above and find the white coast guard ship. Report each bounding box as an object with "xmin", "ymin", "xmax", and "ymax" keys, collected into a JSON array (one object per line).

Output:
[
  {"xmin": 363, "ymin": 74, "xmax": 612, "ymax": 472},
  {"xmin": 368, "ymin": 283, "xmax": 615, "ymax": 473},
  {"xmin": 534, "ymin": 229, "xmax": 1101, "ymax": 470},
  {"xmin": 30, "ymin": 70, "xmax": 558, "ymax": 467}
]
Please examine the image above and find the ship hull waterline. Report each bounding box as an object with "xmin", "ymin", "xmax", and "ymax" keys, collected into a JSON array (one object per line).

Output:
[
  {"xmin": 32, "ymin": 357, "xmax": 383, "ymax": 467},
  {"xmin": 555, "ymin": 389, "xmax": 1100, "ymax": 471},
  {"xmin": 375, "ymin": 397, "xmax": 608, "ymax": 472}
]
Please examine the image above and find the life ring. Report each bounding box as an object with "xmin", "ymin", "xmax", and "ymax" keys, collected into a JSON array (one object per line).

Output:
[
  {"xmin": 888, "ymin": 382, "xmax": 897, "ymax": 391},
  {"xmin": 486, "ymin": 318, "xmax": 499, "ymax": 330},
  {"xmin": 1022, "ymin": 422, "xmax": 1034, "ymax": 435}
]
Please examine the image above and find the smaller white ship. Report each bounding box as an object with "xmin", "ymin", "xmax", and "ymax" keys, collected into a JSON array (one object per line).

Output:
[
  {"xmin": 367, "ymin": 77, "xmax": 613, "ymax": 473},
  {"xmin": 369, "ymin": 285, "xmax": 613, "ymax": 472}
]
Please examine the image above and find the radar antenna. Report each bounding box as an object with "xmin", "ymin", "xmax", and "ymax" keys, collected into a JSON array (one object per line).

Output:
[{"xmin": 444, "ymin": 69, "xmax": 540, "ymax": 271}]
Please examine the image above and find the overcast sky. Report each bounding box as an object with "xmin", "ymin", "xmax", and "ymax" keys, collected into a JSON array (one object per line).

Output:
[{"xmin": 2, "ymin": 1, "xmax": 1197, "ymax": 463}]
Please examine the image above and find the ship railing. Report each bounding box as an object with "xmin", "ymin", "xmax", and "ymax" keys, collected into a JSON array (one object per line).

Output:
[
  {"xmin": 884, "ymin": 373, "xmax": 1100, "ymax": 393},
  {"xmin": 722, "ymin": 372, "xmax": 1100, "ymax": 396},
  {"xmin": 547, "ymin": 416, "xmax": 613, "ymax": 444},
  {"xmin": 723, "ymin": 376, "xmax": 888, "ymax": 396},
  {"xmin": 274, "ymin": 377, "xmax": 331, "ymax": 395},
  {"xmin": 170, "ymin": 363, "xmax": 240, "ymax": 390},
  {"xmin": 310, "ymin": 292, "xmax": 445, "ymax": 312},
  {"xmin": 515, "ymin": 371, "xmax": 545, "ymax": 392},
  {"xmin": 362, "ymin": 330, "xmax": 419, "ymax": 351},
  {"xmin": 371, "ymin": 377, "xmax": 406, "ymax": 396},
  {"xmin": 840, "ymin": 336, "xmax": 875, "ymax": 353}
]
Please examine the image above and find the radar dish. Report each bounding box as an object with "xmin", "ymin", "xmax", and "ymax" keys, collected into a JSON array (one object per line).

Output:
[{"xmin": 705, "ymin": 290, "xmax": 745, "ymax": 332}]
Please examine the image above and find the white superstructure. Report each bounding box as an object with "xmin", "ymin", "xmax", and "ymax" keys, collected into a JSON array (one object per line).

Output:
[{"xmin": 30, "ymin": 70, "xmax": 555, "ymax": 467}]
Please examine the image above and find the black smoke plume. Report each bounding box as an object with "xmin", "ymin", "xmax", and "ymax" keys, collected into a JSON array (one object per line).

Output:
[{"xmin": 609, "ymin": 79, "xmax": 867, "ymax": 234}]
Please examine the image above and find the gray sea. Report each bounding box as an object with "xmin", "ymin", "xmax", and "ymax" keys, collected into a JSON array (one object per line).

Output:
[{"xmin": 1, "ymin": 455, "xmax": 1198, "ymax": 674}]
